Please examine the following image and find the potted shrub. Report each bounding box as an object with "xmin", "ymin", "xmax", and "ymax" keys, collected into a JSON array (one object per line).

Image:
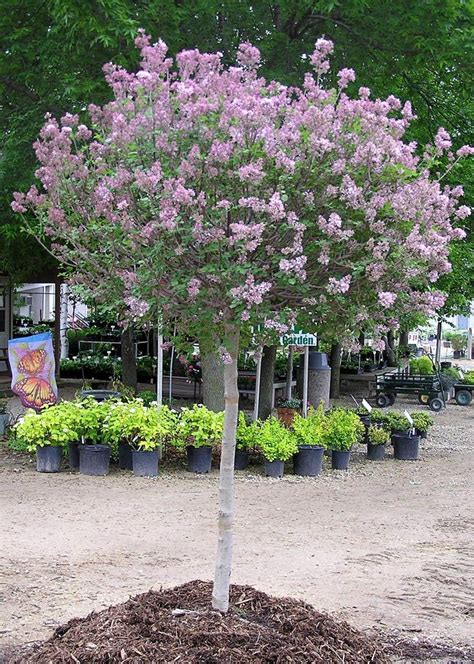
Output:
[
  {"xmin": 256, "ymin": 417, "xmax": 298, "ymax": 478},
  {"xmin": 291, "ymin": 403, "xmax": 326, "ymax": 476},
  {"xmin": 385, "ymin": 411, "xmax": 412, "ymax": 437},
  {"xmin": 449, "ymin": 333, "xmax": 467, "ymax": 359},
  {"xmin": 13, "ymin": 403, "xmax": 80, "ymax": 473},
  {"xmin": 0, "ymin": 397, "xmax": 9, "ymax": 436},
  {"xmin": 366, "ymin": 425, "xmax": 390, "ymax": 460},
  {"xmin": 235, "ymin": 412, "xmax": 255, "ymax": 470},
  {"xmin": 176, "ymin": 404, "xmax": 223, "ymax": 473},
  {"xmin": 322, "ymin": 408, "xmax": 365, "ymax": 470},
  {"xmin": 410, "ymin": 411, "xmax": 434, "ymax": 439},
  {"xmin": 409, "ymin": 356, "xmax": 434, "ymax": 375},
  {"xmin": 276, "ymin": 397, "xmax": 301, "ymax": 427},
  {"xmin": 76, "ymin": 398, "xmax": 112, "ymax": 474}
]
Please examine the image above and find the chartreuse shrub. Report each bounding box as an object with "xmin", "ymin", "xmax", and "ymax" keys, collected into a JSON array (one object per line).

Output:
[
  {"xmin": 409, "ymin": 356, "xmax": 434, "ymax": 375},
  {"xmin": 76, "ymin": 398, "xmax": 110, "ymax": 444},
  {"xmin": 367, "ymin": 426, "xmax": 390, "ymax": 446},
  {"xmin": 322, "ymin": 409, "xmax": 365, "ymax": 452},
  {"xmin": 256, "ymin": 417, "xmax": 298, "ymax": 462},
  {"xmin": 102, "ymin": 401, "xmax": 177, "ymax": 451},
  {"xmin": 236, "ymin": 411, "xmax": 258, "ymax": 451},
  {"xmin": 175, "ymin": 404, "xmax": 224, "ymax": 449},
  {"xmin": 410, "ymin": 411, "xmax": 434, "ymax": 433},
  {"xmin": 291, "ymin": 403, "xmax": 327, "ymax": 447},
  {"xmin": 12, "ymin": 401, "xmax": 81, "ymax": 453},
  {"xmin": 463, "ymin": 370, "xmax": 474, "ymax": 385}
]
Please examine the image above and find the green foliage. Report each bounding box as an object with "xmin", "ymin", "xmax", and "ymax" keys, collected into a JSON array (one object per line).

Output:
[
  {"xmin": 322, "ymin": 409, "xmax": 365, "ymax": 451},
  {"xmin": 463, "ymin": 371, "xmax": 474, "ymax": 385},
  {"xmin": 367, "ymin": 425, "xmax": 390, "ymax": 446},
  {"xmin": 370, "ymin": 409, "xmax": 392, "ymax": 431},
  {"xmin": 137, "ymin": 390, "xmax": 158, "ymax": 406},
  {"xmin": 236, "ymin": 411, "xmax": 258, "ymax": 451},
  {"xmin": 384, "ymin": 412, "xmax": 412, "ymax": 434},
  {"xmin": 410, "ymin": 411, "xmax": 434, "ymax": 433},
  {"xmin": 444, "ymin": 332, "xmax": 467, "ymax": 351},
  {"xmin": 278, "ymin": 398, "xmax": 302, "ymax": 409},
  {"xmin": 175, "ymin": 404, "xmax": 224, "ymax": 449},
  {"xmin": 409, "ymin": 356, "xmax": 435, "ymax": 375},
  {"xmin": 102, "ymin": 401, "xmax": 176, "ymax": 451},
  {"xmin": 256, "ymin": 417, "xmax": 298, "ymax": 462},
  {"xmin": 13, "ymin": 402, "xmax": 81, "ymax": 451},
  {"xmin": 441, "ymin": 366, "xmax": 461, "ymax": 381},
  {"xmin": 291, "ymin": 403, "xmax": 326, "ymax": 447},
  {"xmin": 76, "ymin": 398, "xmax": 110, "ymax": 443}
]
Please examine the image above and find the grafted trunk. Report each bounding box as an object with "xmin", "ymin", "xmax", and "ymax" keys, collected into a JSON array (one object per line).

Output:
[
  {"xmin": 329, "ymin": 343, "xmax": 341, "ymax": 399},
  {"xmin": 258, "ymin": 345, "xmax": 277, "ymax": 419},
  {"xmin": 212, "ymin": 325, "xmax": 240, "ymax": 613},
  {"xmin": 121, "ymin": 327, "xmax": 137, "ymax": 391},
  {"xmin": 200, "ymin": 339, "xmax": 225, "ymax": 412}
]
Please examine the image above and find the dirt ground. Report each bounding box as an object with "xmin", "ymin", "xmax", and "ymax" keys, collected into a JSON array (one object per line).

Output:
[{"xmin": 1, "ymin": 395, "xmax": 473, "ymax": 660}]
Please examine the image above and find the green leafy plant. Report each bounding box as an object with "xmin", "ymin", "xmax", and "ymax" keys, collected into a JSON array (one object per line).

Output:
[
  {"xmin": 12, "ymin": 402, "xmax": 81, "ymax": 452},
  {"xmin": 137, "ymin": 390, "xmax": 158, "ymax": 407},
  {"xmin": 441, "ymin": 366, "xmax": 461, "ymax": 381},
  {"xmin": 322, "ymin": 408, "xmax": 365, "ymax": 451},
  {"xmin": 291, "ymin": 403, "xmax": 326, "ymax": 447},
  {"xmin": 236, "ymin": 411, "xmax": 258, "ymax": 451},
  {"xmin": 410, "ymin": 411, "xmax": 434, "ymax": 433},
  {"xmin": 278, "ymin": 398, "xmax": 302, "ymax": 409},
  {"xmin": 256, "ymin": 417, "xmax": 298, "ymax": 462},
  {"xmin": 367, "ymin": 425, "xmax": 390, "ymax": 446},
  {"xmin": 462, "ymin": 370, "xmax": 474, "ymax": 385},
  {"xmin": 175, "ymin": 404, "xmax": 224, "ymax": 449},
  {"xmin": 409, "ymin": 356, "xmax": 434, "ymax": 375},
  {"xmin": 0, "ymin": 398, "xmax": 8, "ymax": 415},
  {"xmin": 384, "ymin": 411, "xmax": 412, "ymax": 433},
  {"xmin": 102, "ymin": 400, "xmax": 177, "ymax": 451},
  {"xmin": 76, "ymin": 398, "xmax": 110, "ymax": 444}
]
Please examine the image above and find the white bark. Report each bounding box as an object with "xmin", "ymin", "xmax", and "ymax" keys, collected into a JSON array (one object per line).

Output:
[{"xmin": 212, "ymin": 325, "xmax": 239, "ymax": 612}]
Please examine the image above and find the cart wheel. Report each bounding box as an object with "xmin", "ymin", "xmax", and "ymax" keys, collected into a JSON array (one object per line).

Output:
[
  {"xmin": 376, "ymin": 394, "xmax": 389, "ymax": 408},
  {"xmin": 418, "ymin": 394, "xmax": 430, "ymax": 405},
  {"xmin": 455, "ymin": 389, "xmax": 472, "ymax": 406},
  {"xmin": 386, "ymin": 393, "xmax": 396, "ymax": 406},
  {"xmin": 429, "ymin": 397, "xmax": 443, "ymax": 412}
]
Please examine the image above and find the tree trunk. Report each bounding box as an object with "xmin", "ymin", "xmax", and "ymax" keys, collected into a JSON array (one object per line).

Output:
[
  {"xmin": 200, "ymin": 340, "xmax": 225, "ymax": 412},
  {"xmin": 212, "ymin": 324, "xmax": 240, "ymax": 613},
  {"xmin": 329, "ymin": 343, "xmax": 341, "ymax": 399},
  {"xmin": 285, "ymin": 347, "xmax": 294, "ymax": 400},
  {"xmin": 121, "ymin": 327, "xmax": 137, "ymax": 391},
  {"xmin": 385, "ymin": 330, "xmax": 397, "ymax": 366},
  {"xmin": 258, "ymin": 345, "xmax": 277, "ymax": 419},
  {"xmin": 399, "ymin": 329, "xmax": 409, "ymax": 348},
  {"xmin": 358, "ymin": 331, "xmax": 365, "ymax": 348}
]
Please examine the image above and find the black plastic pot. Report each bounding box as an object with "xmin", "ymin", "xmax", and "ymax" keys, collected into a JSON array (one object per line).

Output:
[
  {"xmin": 79, "ymin": 444, "xmax": 110, "ymax": 476},
  {"xmin": 392, "ymin": 428, "xmax": 411, "ymax": 438},
  {"xmin": 415, "ymin": 429, "xmax": 428, "ymax": 440},
  {"xmin": 293, "ymin": 445, "xmax": 324, "ymax": 477},
  {"xmin": 132, "ymin": 450, "xmax": 159, "ymax": 477},
  {"xmin": 392, "ymin": 433, "xmax": 420, "ymax": 460},
  {"xmin": 186, "ymin": 445, "xmax": 212, "ymax": 473},
  {"xmin": 367, "ymin": 444, "xmax": 385, "ymax": 461},
  {"xmin": 67, "ymin": 442, "xmax": 80, "ymax": 468},
  {"xmin": 234, "ymin": 449, "xmax": 249, "ymax": 470},
  {"xmin": 331, "ymin": 449, "xmax": 351, "ymax": 470},
  {"xmin": 264, "ymin": 458, "xmax": 285, "ymax": 478},
  {"xmin": 37, "ymin": 445, "xmax": 62, "ymax": 473},
  {"xmin": 118, "ymin": 442, "xmax": 133, "ymax": 470}
]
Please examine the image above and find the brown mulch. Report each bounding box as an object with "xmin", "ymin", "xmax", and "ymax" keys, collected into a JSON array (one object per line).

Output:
[{"xmin": 8, "ymin": 580, "xmax": 390, "ymax": 663}]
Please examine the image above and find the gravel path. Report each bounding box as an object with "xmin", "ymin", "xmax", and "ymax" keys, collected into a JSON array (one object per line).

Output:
[{"xmin": 1, "ymin": 389, "xmax": 473, "ymax": 660}]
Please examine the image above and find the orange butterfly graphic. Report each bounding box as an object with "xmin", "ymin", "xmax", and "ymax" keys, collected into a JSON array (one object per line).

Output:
[
  {"xmin": 18, "ymin": 348, "xmax": 47, "ymax": 375},
  {"xmin": 14, "ymin": 377, "xmax": 56, "ymax": 410}
]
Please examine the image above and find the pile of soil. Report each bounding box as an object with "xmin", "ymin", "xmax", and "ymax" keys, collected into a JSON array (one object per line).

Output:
[{"xmin": 10, "ymin": 580, "xmax": 389, "ymax": 663}]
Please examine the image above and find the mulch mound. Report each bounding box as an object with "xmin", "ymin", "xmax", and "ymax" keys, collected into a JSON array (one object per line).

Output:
[{"xmin": 9, "ymin": 580, "xmax": 390, "ymax": 663}]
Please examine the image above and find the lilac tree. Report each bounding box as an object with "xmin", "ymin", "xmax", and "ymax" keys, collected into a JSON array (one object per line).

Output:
[{"xmin": 13, "ymin": 34, "xmax": 470, "ymax": 611}]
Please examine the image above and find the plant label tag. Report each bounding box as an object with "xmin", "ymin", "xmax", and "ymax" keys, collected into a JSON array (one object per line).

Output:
[
  {"xmin": 404, "ymin": 410, "xmax": 414, "ymax": 426},
  {"xmin": 362, "ymin": 399, "xmax": 372, "ymax": 413}
]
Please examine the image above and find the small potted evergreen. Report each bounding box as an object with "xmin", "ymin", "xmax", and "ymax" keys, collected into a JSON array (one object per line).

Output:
[
  {"xmin": 276, "ymin": 397, "xmax": 302, "ymax": 427},
  {"xmin": 291, "ymin": 404, "xmax": 326, "ymax": 476},
  {"xmin": 323, "ymin": 408, "xmax": 365, "ymax": 470},
  {"xmin": 366, "ymin": 425, "xmax": 390, "ymax": 460},
  {"xmin": 176, "ymin": 404, "xmax": 223, "ymax": 473},
  {"xmin": 256, "ymin": 417, "xmax": 298, "ymax": 478},
  {"xmin": 384, "ymin": 413, "xmax": 420, "ymax": 460}
]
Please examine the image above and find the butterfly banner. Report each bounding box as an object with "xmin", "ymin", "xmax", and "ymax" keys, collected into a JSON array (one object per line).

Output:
[{"xmin": 8, "ymin": 332, "xmax": 58, "ymax": 411}]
